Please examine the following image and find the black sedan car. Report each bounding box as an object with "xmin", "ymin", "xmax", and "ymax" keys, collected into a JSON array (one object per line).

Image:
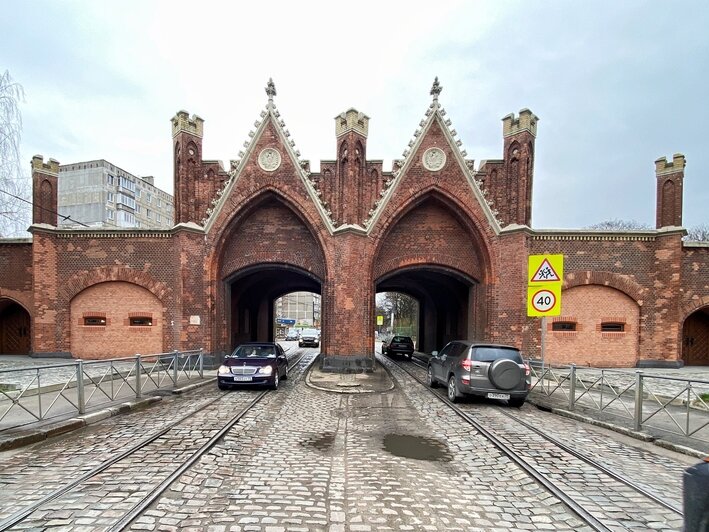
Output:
[
  {"xmin": 298, "ymin": 328, "xmax": 320, "ymax": 348},
  {"xmin": 218, "ymin": 342, "xmax": 288, "ymax": 390},
  {"xmin": 382, "ymin": 335, "xmax": 415, "ymax": 358}
]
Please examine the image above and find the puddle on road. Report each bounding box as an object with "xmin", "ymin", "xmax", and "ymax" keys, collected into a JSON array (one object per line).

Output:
[
  {"xmin": 382, "ymin": 433, "xmax": 452, "ymax": 461},
  {"xmin": 301, "ymin": 431, "xmax": 336, "ymax": 452}
]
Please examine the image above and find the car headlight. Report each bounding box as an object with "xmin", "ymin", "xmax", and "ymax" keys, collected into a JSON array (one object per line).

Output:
[
  {"xmin": 218, "ymin": 365, "xmax": 231, "ymax": 375},
  {"xmin": 257, "ymin": 365, "xmax": 273, "ymax": 375}
]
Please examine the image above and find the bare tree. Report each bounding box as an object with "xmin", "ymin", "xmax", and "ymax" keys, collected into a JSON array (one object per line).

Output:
[
  {"xmin": 585, "ymin": 219, "xmax": 652, "ymax": 231},
  {"xmin": 0, "ymin": 70, "xmax": 31, "ymax": 237},
  {"xmin": 685, "ymin": 224, "xmax": 709, "ymax": 242}
]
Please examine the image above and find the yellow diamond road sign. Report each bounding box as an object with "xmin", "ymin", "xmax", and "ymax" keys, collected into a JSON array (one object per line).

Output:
[{"xmin": 527, "ymin": 254, "xmax": 564, "ymax": 317}]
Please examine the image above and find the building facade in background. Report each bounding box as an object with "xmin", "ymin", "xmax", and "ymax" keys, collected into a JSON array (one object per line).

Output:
[
  {"xmin": 1, "ymin": 81, "xmax": 707, "ymax": 369},
  {"xmin": 58, "ymin": 160, "xmax": 173, "ymax": 229},
  {"xmin": 276, "ymin": 292, "xmax": 321, "ymax": 327}
]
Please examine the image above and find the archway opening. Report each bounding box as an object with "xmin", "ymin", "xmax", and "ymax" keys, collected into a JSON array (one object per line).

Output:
[
  {"xmin": 375, "ymin": 292, "xmax": 420, "ymax": 347},
  {"xmin": 375, "ymin": 266, "xmax": 478, "ymax": 354},
  {"xmin": 274, "ymin": 291, "xmax": 321, "ymax": 340},
  {"xmin": 0, "ymin": 299, "xmax": 31, "ymax": 355},
  {"xmin": 683, "ymin": 306, "xmax": 709, "ymax": 366},
  {"xmin": 227, "ymin": 265, "xmax": 322, "ymax": 351}
]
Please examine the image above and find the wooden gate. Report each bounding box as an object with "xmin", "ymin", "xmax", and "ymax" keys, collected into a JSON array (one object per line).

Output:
[
  {"xmin": 0, "ymin": 303, "xmax": 31, "ymax": 355},
  {"xmin": 683, "ymin": 308, "xmax": 709, "ymax": 366}
]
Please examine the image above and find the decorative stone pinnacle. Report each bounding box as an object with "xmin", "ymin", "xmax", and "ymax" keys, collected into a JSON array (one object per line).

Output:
[
  {"xmin": 430, "ymin": 77, "xmax": 442, "ymax": 101},
  {"xmin": 265, "ymin": 78, "xmax": 277, "ymax": 102}
]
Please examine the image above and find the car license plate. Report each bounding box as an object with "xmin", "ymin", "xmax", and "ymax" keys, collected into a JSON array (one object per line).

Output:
[
  {"xmin": 487, "ymin": 392, "xmax": 510, "ymax": 400},
  {"xmin": 233, "ymin": 376, "xmax": 252, "ymax": 382}
]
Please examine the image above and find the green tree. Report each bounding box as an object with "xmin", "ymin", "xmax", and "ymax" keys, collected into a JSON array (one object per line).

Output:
[{"xmin": 0, "ymin": 70, "xmax": 30, "ymax": 237}]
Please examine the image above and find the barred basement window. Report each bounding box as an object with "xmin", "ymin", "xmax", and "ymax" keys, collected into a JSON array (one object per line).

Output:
[
  {"xmin": 130, "ymin": 317, "xmax": 153, "ymax": 326},
  {"xmin": 84, "ymin": 317, "xmax": 106, "ymax": 326},
  {"xmin": 552, "ymin": 321, "xmax": 576, "ymax": 331},
  {"xmin": 601, "ymin": 322, "xmax": 625, "ymax": 332}
]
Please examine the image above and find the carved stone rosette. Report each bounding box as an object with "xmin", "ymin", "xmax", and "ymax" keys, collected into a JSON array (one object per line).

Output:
[
  {"xmin": 422, "ymin": 147, "xmax": 446, "ymax": 171},
  {"xmin": 258, "ymin": 148, "xmax": 281, "ymax": 171}
]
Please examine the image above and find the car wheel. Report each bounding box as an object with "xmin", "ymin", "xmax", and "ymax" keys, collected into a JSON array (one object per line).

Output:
[
  {"xmin": 271, "ymin": 372, "xmax": 279, "ymax": 390},
  {"xmin": 281, "ymin": 367, "xmax": 288, "ymax": 381},
  {"xmin": 447, "ymin": 376, "xmax": 460, "ymax": 403},
  {"xmin": 427, "ymin": 366, "xmax": 437, "ymax": 388},
  {"xmin": 218, "ymin": 382, "xmax": 229, "ymax": 391},
  {"xmin": 508, "ymin": 397, "xmax": 525, "ymax": 408}
]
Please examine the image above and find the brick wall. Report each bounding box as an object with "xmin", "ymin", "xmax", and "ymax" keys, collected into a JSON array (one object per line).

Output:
[
  {"xmin": 70, "ymin": 281, "xmax": 163, "ymax": 359},
  {"xmin": 0, "ymin": 242, "xmax": 33, "ymax": 312},
  {"xmin": 546, "ymin": 285, "xmax": 640, "ymax": 367}
]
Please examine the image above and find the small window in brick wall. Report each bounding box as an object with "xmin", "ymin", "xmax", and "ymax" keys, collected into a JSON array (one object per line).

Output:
[
  {"xmin": 84, "ymin": 317, "xmax": 106, "ymax": 326},
  {"xmin": 552, "ymin": 321, "xmax": 576, "ymax": 332},
  {"xmin": 130, "ymin": 317, "xmax": 153, "ymax": 326},
  {"xmin": 601, "ymin": 322, "xmax": 625, "ymax": 332}
]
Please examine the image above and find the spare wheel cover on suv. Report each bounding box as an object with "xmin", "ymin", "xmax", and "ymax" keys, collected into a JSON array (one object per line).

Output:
[{"xmin": 488, "ymin": 359, "xmax": 523, "ymax": 390}]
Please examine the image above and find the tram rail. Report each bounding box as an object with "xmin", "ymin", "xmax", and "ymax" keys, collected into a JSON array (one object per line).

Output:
[
  {"xmin": 385, "ymin": 354, "xmax": 683, "ymax": 531},
  {"xmin": 0, "ymin": 350, "xmax": 316, "ymax": 532}
]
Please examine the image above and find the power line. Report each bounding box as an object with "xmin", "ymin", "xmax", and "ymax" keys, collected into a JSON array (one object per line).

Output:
[{"xmin": 0, "ymin": 188, "xmax": 92, "ymax": 228}]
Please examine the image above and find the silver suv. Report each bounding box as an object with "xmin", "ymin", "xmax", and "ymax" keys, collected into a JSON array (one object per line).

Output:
[{"xmin": 427, "ymin": 342, "xmax": 530, "ymax": 407}]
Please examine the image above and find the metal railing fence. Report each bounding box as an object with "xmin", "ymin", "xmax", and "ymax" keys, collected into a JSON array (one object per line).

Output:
[
  {"xmin": 528, "ymin": 361, "xmax": 709, "ymax": 441},
  {"xmin": 0, "ymin": 350, "xmax": 203, "ymax": 432}
]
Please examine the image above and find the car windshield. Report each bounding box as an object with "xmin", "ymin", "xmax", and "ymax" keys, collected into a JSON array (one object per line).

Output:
[
  {"xmin": 301, "ymin": 329, "xmax": 318, "ymax": 336},
  {"xmin": 231, "ymin": 345, "xmax": 277, "ymax": 358},
  {"xmin": 472, "ymin": 347, "xmax": 523, "ymax": 363},
  {"xmin": 392, "ymin": 336, "xmax": 411, "ymax": 343}
]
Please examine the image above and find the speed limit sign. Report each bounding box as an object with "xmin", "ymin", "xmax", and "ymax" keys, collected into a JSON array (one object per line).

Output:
[{"xmin": 527, "ymin": 285, "xmax": 561, "ymax": 317}]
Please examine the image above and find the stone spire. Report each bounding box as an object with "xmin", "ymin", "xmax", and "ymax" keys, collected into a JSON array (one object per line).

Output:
[
  {"xmin": 430, "ymin": 77, "xmax": 442, "ymax": 102},
  {"xmin": 265, "ymin": 78, "xmax": 277, "ymax": 103}
]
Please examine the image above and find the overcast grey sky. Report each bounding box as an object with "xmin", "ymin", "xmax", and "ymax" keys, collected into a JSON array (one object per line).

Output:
[{"xmin": 2, "ymin": 0, "xmax": 707, "ymax": 229}]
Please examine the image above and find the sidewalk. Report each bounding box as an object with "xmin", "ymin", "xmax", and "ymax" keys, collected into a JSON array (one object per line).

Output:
[{"xmin": 0, "ymin": 354, "xmax": 217, "ymax": 452}]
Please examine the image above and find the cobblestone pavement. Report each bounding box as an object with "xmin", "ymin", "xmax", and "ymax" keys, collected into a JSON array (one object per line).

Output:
[
  {"xmin": 0, "ymin": 350, "xmax": 699, "ymax": 531},
  {"xmin": 398, "ymin": 358, "xmax": 692, "ymax": 530}
]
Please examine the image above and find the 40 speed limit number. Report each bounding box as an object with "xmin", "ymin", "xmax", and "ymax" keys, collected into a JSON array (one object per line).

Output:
[{"xmin": 526, "ymin": 285, "xmax": 561, "ymax": 317}]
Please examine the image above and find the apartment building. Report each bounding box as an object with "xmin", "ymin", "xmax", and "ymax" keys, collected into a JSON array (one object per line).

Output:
[{"xmin": 57, "ymin": 160, "xmax": 173, "ymax": 229}]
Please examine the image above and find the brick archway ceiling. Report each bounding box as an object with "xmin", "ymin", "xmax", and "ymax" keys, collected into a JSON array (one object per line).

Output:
[
  {"xmin": 376, "ymin": 267, "xmax": 474, "ymax": 302},
  {"xmin": 218, "ymin": 196, "xmax": 327, "ymax": 282},
  {"xmin": 227, "ymin": 265, "xmax": 321, "ymax": 302},
  {"xmin": 372, "ymin": 197, "xmax": 485, "ymax": 283}
]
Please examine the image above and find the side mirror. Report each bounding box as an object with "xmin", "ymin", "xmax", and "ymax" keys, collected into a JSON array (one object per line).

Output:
[{"xmin": 432, "ymin": 351, "xmax": 439, "ymax": 357}]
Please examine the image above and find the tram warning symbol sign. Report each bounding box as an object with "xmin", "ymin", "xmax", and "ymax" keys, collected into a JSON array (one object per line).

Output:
[{"xmin": 530, "ymin": 258, "xmax": 561, "ymax": 283}]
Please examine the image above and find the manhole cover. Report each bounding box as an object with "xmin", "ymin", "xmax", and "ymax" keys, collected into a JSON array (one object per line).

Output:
[{"xmin": 382, "ymin": 433, "xmax": 452, "ymax": 461}]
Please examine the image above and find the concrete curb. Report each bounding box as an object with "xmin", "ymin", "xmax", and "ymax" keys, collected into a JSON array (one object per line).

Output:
[
  {"xmin": 527, "ymin": 396, "xmax": 708, "ymax": 460},
  {"xmin": 305, "ymin": 359, "xmax": 395, "ymax": 394},
  {"xmin": 0, "ymin": 377, "xmax": 214, "ymax": 452}
]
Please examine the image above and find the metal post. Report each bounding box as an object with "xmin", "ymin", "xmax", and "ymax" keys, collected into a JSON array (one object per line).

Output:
[
  {"xmin": 173, "ymin": 351, "xmax": 179, "ymax": 387},
  {"xmin": 540, "ymin": 316, "xmax": 547, "ymax": 394},
  {"xmin": 199, "ymin": 348, "xmax": 204, "ymax": 378},
  {"xmin": 634, "ymin": 370, "xmax": 643, "ymax": 431},
  {"xmin": 37, "ymin": 369, "xmax": 43, "ymax": 419},
  {"xmin": 568, "ymin": 364, "xmax": 576, "ymax": 410},
  {"xmin": 135, "ymin": 354, "xmax": 142, "ymax": 398},
  {"xmin": 686, "ymin": 383, "xmax": 692, "ymax": 436},
  {"xmin": 76, "ymin": 360, "xmax": 85, "ymax": 415}
]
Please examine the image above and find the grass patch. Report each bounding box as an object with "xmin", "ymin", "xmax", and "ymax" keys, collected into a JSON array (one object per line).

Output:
[{"xmin": 700, "ymin": 392, "xmax": 709, "ymax": 402}]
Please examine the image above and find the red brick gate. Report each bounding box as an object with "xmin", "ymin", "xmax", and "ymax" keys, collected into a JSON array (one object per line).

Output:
[{"xmin": 3, "ymin": 80, "xmax": 706, "ymax": 367}]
